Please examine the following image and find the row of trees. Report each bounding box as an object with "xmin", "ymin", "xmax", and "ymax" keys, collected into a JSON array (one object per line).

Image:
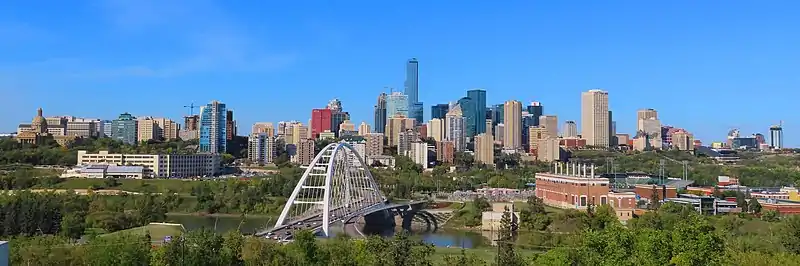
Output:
[{"xmin": 0, "ymin": 137, "xmax": 199, "ymax": 166}]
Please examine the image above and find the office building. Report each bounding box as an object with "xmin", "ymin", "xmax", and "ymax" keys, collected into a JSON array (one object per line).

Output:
[
  {"xmin": 252, "ymin": 122, "xmax": 275, "ymax": 136},
  {"xmin": 492, "ymin": 103, "xmax": 504, "ymax": 126},
  {"xmin": 374, "ymin": 92, "xmax": 388, "ymax": 133},
  {"xmin": 155, "ymin": 118, "xmax": 179, "ymax": 140},
  {"xmin": 248, "ymin": 133, "xmax": 276, "ymax": 165},
  {"xmin": 15, "ymin": 108, "xmax": 78, "ymax": 147},
  {"xmin": 437, "ymin": 141, "xmax": 455, "ymax": 163},
  {"xmin": 331, "ymin": 111, "xmax": 351, "ymax": 136},
  {"xmin": 199, "ymin": 100, "xmax": 227, "ymax": 154},
  {"xmin": 771, "ymin": 124, "xmax": 784, "ymax": 149},
  {"xmin": 428, "ymin": 118, "xmax": 444, "ymax": 141},
  {"xmin": 409, "ymin": 142, "xmax": 428, "ymax": 169},
  {"xmin": 405, "ymin": 58, "xmax": 423, "ymax": 123},
  {"xmin": 474, "ymin": 133, "xmax": 494, "ymax": 165},
  {"xmin": 672, "ymin": 129, "xmax": 695, "ymax": 151},
  {"xmin": 311, "ymin": 108, "xmax": 332, "ymax": 139},
  {"xmin": 537, "ymin": 138, "xmax": 563, "ymax": 162},
  {"xmin": 339, "ymin": 120, "xmax": 356, "ymax": 133},
  {"xmin": 431, "ymin": 104, "xmax": 449, "ymax": 120},
  {"xmin": 290, "ymin": 123, "xmax": 308, "ymax": 145},
  {"xmin": 294, "ymin": 139, "xmax": 316, "ymax": 165},
  {"xmin": 66, "ymin": 121, "xmax": 97, "ymax": 138},
  {"xmin": 466, "ymin": 89, "xmax": 487, "ymax": 136},
  {"xmin": 637, "ymin": 117, "xmax": 662, "ymax": 150},
  {"xmin": 494, "ymin": 123, "xmax": 505, "ymax": 144},
  {"xmin": 112, "ymin": 112, "xmax": 138, "ymax": 145},
  {"xmin": 581, "ymin": 89, "xmax": 610, "ymax": 147},
  {"xmin": 637, "ymin": 108, "xmax": 658, "ymax": 122},
  {"xmin": 540, "ymin": 115, "xmax": 558, "ymax": 139},
  {"xmin": 101, "ymin": 120, "xmax": 113, "ymax": 137},
  {"xmin": 225, "ymin": 110, "xmax": 236, "ymax": 141},
  {"xmin": 527, "ymin": 102, "xmax": 543, "ymax": 127},
  {"xmin": 386, "ymin": 115, "xmax": 415, "ymax": 147},
  {"xmin": 386, "ymin": 92, "xmax": 409, "ymax": 118},
  {"xmin": 563, "ymin": 121, "xmax": 578, "ymax": 138},
  {"xmin": 445, "ymin": 104, "xmax": 467, "ymax": 151},
  {"xmin": 358, "ymin": 121, "xmax": 371, "ymax": 136},
  {"xmin": 528, "ymin": 127, "xmax": 551, "ymax": 153},
  {"xmin": 503, "ymin": 100, "xmax": 522, "ymax": 149},
  {"xmin": 77, "ymin": 150, "xmax": 220, "ymax": 178},
  {"xmin": 327, "ymin": 98, "xmax": 343, "ymax": 112},
  {"xmin": 137, "ymin": 118, "xmax": 158, "ymax": 142},
  {"xmin": 365, "ymin": 133, "xmax": 384, "ymax": 158}
]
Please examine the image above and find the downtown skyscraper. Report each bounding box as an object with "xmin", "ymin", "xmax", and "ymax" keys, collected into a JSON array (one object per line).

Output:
[
  {"xmin": 373, "ymin": 92, "xmax": 387, "ymax": 133},
  {"xmin": 405, "ymin": 58, "xmax": 423, "ymax": 125},
  {"xmin": 199, "ymin": 100, "xmax": 227, "ymax": 154},
  {"xmin": 581, "ymin": 89, "xmax": 610, "ymax": 147}
]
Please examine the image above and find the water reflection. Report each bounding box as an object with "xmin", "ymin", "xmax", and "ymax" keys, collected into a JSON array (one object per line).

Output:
[{"xmin": 167, "ymin": 214, "xmax": 489, "ymax": 248}]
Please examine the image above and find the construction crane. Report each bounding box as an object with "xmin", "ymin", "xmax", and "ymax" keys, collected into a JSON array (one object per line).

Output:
[{"xmin": 183, "ymin": 103, "xmax": 197, "ymax": 116}]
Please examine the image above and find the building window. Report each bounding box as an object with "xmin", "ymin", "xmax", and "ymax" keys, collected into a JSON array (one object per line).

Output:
[
  {"xmin": 580, "ymin": 196, "xmax": 587, "ymax": 207},
  {"xmin": 600, "ymin": 196, "xmax": 607, "ymax": 205}
]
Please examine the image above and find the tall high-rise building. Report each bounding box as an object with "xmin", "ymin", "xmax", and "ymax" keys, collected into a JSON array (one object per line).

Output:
[
  {"xmin": 398, "ymin": 129, "xmax": 419, "ymax": 156},
  {"xmin": 252, "ymin": 122, "xmax": 274, "ymax": 136},
  {"xmin": 467, "ymin": 89, "xmax": 487, "ymax": 136},
  {"xmin": 386, "ymin": 115, "xmax": 415, "ymax": 147},
  {"xmin": 358, "ymin": 122, "xmax": 371, "ymax": 136},
  {"xmin": 199, "ymin": 100, "xmax": 227, "ymax": 154},
  {"xmin": 248, "ymin": 133, "xmax": 276, "ymax": 165},
  {"xmin": 492, "ymin": 103, "xmax": 504, "ymax": 126},
  {"xmin": 374, "ymin": 92, "xmax": 388, "ymax": 133},
  {"xmin": 609, "ymin": 111, "xmax": 617, "ymax": 146},
  {"xmin": 338, "ymin": 120, "xmax": 356, "ymax": 136},
  {"xmin": 311, "ymin": 108, "xmax": 332, "ymax": 139},
  {"xmin": 671, "ymin": 129, "xmax": 695, "ymax": 151},
  {"xmin": 637, "ymin": 108, "xmax": 658, "ymax": 122},
  {"xmin": 637, "ymin": 118, "xmax": 662, "ymax": 149},
  {"xmin": 445, "ymin": 104, "xmax": 466, "ymax": 151},
  {"xmin": 137, "ymin": 117, "xmax": 158, "ymax": 142},
  {"xmin": 327, "ymin": 98, "xmax": 343, "ymax": 112},
  {"xmin": 225, "ymin": 110, "xmax": 236, "ymax": 140},
  {"xmin": 503, "ymin": 100, "xmax": 522, "ymax": 149},
  {"xmin": 386, "ymin": 92, "xmax": 409, "ymax": 118},
  {"xmin": 457, "ymin": 97, "xmax": 474, "ymax": 138},
  {"xmin": 474, "ymin": 133, "xmax": 494, "ymax": 165},
  {"xmin": 563, "ymin": 121, "xmax": 578, "ymax": 138},
  {"xmin": 112, "ymin": 113, "xmax": 138, "ymax": 145},
  {"xmin": 331, "ymin": 111, "xmax": 350, "ymax": 137},
  {"xmin": 581, "ymin": 89, "xmax": 609, "ymax": 147},
  {"xmin": 365, "ymin": 133, "xmax": 384, "ymax": 158},
  {"xmin": 540, "ymin": 115, "xmax": 558, "ymax": 139},
  {"xmin": 102, "ymin": 120, "xmax": 113, "ymax": 137},
  {"xmin": 294, "ymin": 139, "xmax": 315, "ymax": 165},
  {"xmin": 405, "ymin": 58, "xmax": 423, "ymax": 124},
  {"xmin": 494, "ymin": 123, "xmax": 505, "ymax": 144},
  {"xmin": 428, "ymin": 118, "xmax": 444, "ymax": 142},
  {"xmin": 153, "ymin": 118, "xmax": 179, "ymax": 140},
  {"xmin": 770, "ymin": 124, "xmax": 784, "ymax": 149},
  {"xmin": 431, "ymin": 104, "xmax": 449, "ymax": 120},
  {"xmin": 527, "ymin": 102, "xmax": 543, "ymax": 127}
]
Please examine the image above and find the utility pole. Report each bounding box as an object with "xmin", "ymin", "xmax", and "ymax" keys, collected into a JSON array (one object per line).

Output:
[
  {"xmin": 659, "ymin": 159, "xmax": 666, "ymax": 184},
  {"xmin": 682, "ymin": 160, "xmax": 689, "ymax": 180}
]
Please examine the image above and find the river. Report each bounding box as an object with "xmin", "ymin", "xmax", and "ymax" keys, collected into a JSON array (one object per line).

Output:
[{"xmin": 165, "ymin": 214, "xmax": 491, "ymax": 248}]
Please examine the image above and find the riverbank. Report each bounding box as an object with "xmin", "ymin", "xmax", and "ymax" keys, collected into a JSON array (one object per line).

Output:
[{"xmin": 166, "ymin": 212, "xmax": 275, "ymax": 218}]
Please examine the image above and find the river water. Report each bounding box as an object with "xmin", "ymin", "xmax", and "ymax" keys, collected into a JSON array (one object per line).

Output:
[{"xmin": 165, "ymin": 214, "xmax": 491, "ymax": 248}]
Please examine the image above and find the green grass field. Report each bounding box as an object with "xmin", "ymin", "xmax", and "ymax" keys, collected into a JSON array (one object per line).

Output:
[
  {"xmin": 49, "ymin": 178, "xmax": 197, "ymax": 194},
  {"xmin": 101, "ymin": 223, "xmax": 185, "ymax": 241}
]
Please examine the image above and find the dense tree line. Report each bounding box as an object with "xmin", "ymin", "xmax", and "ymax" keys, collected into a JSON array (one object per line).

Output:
[{"xmin": 0, "ymin": 191, "xmax": 170, "ymax": 238}]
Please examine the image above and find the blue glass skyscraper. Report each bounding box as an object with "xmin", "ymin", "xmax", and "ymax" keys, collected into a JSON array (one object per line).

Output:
[
  {"xmin": 386, "ymin": 92, "xmax": 409, "ymax": 119},
  {"xmin": 492, "ymin": 103, "xmax": 504, "ymax": 126},
  {"xmin": 373, "ymin": 92, "xmax": 387, "ymax": 133},
  {"xmin": 405, "ymin": 58, "xmax": 423, "ymax": 124},
  {"xmin": 199, "ymin": 100, "xmax": 227, "ymax": 154},
  {"xmin": 431, "ymin": 104, "xmax": 449, "ymax": 120},
  {"xmin": 527, "ymin": 102, "xmax": 543, "ymax": 126},
  {"xmin": 457, "ymin": 97, "xmax": 475, "ymax": 138},
  {"xmin": 467, "ymin": 89, "xmax": 487, "ymax": 136},
  {"xmin": 111, "ymin": 113, "xmax": 137, "ymax": 145}
]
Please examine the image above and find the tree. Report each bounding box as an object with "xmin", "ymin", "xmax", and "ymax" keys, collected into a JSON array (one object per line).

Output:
[
  {"xmin": 519, "ymin": 196, "xmax": 551, "ymax": 231},
  {"xmin": 780, "ymin": 215, "xmax": 800, "ymax": 254},
  {"xmin": 748, "ymin": 199, "xmax": 762, "ymax": 214},
  {"xmin": 736, "ymin": 192, "xmax": 749, "ymax": 213},
  {"xmin": 649, "ymin": 186, "xmax": 661, "ymax": 210},
  {"xmin": 496, "ymin": 206, "xmax": 522, "ymax": 266},
  {"xmin": 473, "ymin": 197, "xmax": 491, "ymax": 211},
  {"xmin": 441, "ymin": 249, "xmax": 487, "ymax": 266},
  {"xmin": 762, "ymin": 209, "xmax": 780, "ymax": 222}
]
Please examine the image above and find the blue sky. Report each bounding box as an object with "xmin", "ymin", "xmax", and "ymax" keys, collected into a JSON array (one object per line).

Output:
[{"xmin": 1, "ymin": 1, "xmax": 798, "ymax": 146}]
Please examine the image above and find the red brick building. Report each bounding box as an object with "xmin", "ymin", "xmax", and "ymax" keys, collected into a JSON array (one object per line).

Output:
[
  {"xmin": 535, "ymin": 171, "xmax": 610, "ymax": 209},
  {"xmin": 559, "ymin": 138, "xmax": 587, "ymax": 149},
  {"xmin": 436, "ymin": 141, "xmax": 454, "ymax": 164},
  {"xmin": 634, "ymin": 185, "xmax": 678, "ymax": 201},
  {"xmin": 311, "ymin": 109, "xmax": 332, "ymax": 139}
]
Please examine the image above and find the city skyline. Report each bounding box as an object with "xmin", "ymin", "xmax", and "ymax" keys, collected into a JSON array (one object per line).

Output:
[{"xmin": 2, "ymin": 1, "xmax": 798, "ymax": 146}]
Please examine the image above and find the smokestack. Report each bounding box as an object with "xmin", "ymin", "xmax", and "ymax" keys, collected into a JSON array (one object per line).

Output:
[
  {"xmin": 582, "ymin": 164, "xmax": 588, "ymax": 177},
  {"xmin": 591, "ymin": 164, "xmax": 595, "ymax": 178},
  {"xmin": 567, "ymin": 162, "xmax": 571, "ymax": 176},
  {"xmin": 556, "ymin": 162, "xmax": 561, "ymax": 174}
]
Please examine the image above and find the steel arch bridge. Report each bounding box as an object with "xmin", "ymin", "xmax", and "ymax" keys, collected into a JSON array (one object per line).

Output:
[{"xmin": 255, "ymin": 142, "xmax": 436, "ymax": 240}]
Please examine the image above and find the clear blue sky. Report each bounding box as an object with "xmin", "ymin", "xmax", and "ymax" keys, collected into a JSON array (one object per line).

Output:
[{"xmin": 1, "ymin": 1, "xmax": 798, "ymax": 146}]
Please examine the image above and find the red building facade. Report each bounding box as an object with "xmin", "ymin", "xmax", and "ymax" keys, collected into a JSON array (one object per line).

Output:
[{"xmin": 311, "ymin": 109, "xmax": 332, "ymax": 139}]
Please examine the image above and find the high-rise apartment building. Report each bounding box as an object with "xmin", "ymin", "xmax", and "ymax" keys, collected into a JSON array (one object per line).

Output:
[
  {"xmin": 386, "ymin": 92, "xmax": 409, "ymax": 118},
  {"xmin": 248, "ymin": 133, "xmax": 276, "ymax": 165},
  {"xmin": 671, "ymin": 130, "xmax": 695, "ymax": 151},
  {"xmin": 252, "ymin": 122, "xmax": 274, "ymax": 136},
  {"xmin": 294, "ymin": 138, "xmax": 315, "ymax": 165},
  {"xmin": 540, "ymin": 115, "xmax": 558, "ymax": 139},
  {"xmin": 386, "ymin": 115, "xmax": 415, "ymax": 147},
  {"xmin": 225, "ymin": 110, "xmax": 236, "ymax": 141},
  {"xmin": 431, "ymin": 104, "xmax": 449, "ymax": 120},
  {"xmin": 494, "ymin": 123, "xmax": 505, "ymax": 144},
  {"xmin": 374, "ymin": 92, "xmax": 387, "ymax": 133},
  {"xmin": 398, "ymin": 129, "xmax": 419, "ymax": 156},
  {"xmin": 364, "ymin": 133, "xmax": 384, "ymax": 158},
  {"xmin": 154, "ymin": 118, "xmax": 179, "ymax": 140},
  {"xmin": 102, "ymin": 120, "xmax": 113, "ymax": 137},
  {"xmin": 581, "ymin": 89, "xmax": 610, "ymax": 147},
  {"xmin": 358, "ymin": 122, "xmax": 371, "ymax": 136},
  {"xmin": 563, "ymin": 121, "xmax": 578, "ymax": 138},
  {"xmin": 409, "ymin": 142, "xmax": 429, "ymax": 169},
  {"xmin": 137, "ymin": 118, "xmax": 158, "ymax": 142},
  {"xmin": 503, "ymin": 100, "xmax": 522, "ymax": 149},
  {"xmin": 428, "ymin": 118, "xmax": 444, "ymax": 142},
  {"xmin": 770, "ymin": 124, "xmax": 784, "ymax": 149},
  {"xmin": 474, "ymin": 133, "xmax": 494, "ymax": 165},
  {"xmin": 445, "ymin": 104, "xmax": 466, "ymax": 152},
  {"xmin": 112, "ymin": 113, "xmax": 138, "ymax": 145},
  {"xmin": 311, "ymin": 108, "xmax": 332, "ymax": 139},
  {"xmin": 184, "ymin": 115, "xmax": 199, "ymax": 131},
  {"xmin": 467, "ymin": 89, "xmax": 487, "ymax": 136},
  {"xmin": 436, "ymin": 141, "xmax": 455, "ymax": 163},
  {"xmin": 527, "ymin": 102, "xmax": 543, "ymax": 127},
  {"xmin": 199, "ymin": 101, "xmax": 227, "ymax": 154}
]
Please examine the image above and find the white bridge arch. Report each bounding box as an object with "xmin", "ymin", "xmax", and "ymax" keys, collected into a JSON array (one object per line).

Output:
[{"xmin": 272, "ymin": 142, "xmax": 387, "ymax": 237}]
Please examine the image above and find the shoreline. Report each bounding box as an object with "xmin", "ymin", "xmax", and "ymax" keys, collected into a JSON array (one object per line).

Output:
[{"xmin": 166, "ymin": 212, "xmax": 275, "ymax": 218}]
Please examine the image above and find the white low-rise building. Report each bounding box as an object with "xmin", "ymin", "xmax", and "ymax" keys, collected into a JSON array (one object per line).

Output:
[
  {"xmin": 77, "ymin": 150, "xmax": 220, "ymax": 178},
  {"xmin": 61, "ymin": 165, "xmax": 145, "ymax": 179}
]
